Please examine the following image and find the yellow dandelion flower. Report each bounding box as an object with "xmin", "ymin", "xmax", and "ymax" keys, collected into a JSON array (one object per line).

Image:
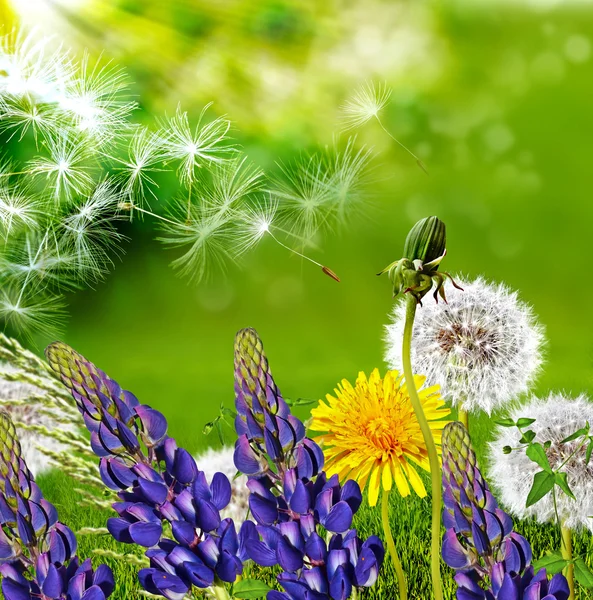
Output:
[{"xmin": 309, "ymin": 368, "xmax": 450, "ymax": 507}]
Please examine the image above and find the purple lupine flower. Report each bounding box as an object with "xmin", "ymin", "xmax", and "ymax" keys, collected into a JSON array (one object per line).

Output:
[
  {"xmin": 233, "ymin": 328, "xmax": 383, "ymax": 600},
  {"xmin": 45, "ymin": 342, "xmax": 244, "ymax": 599},
  {"xmin": 0, "ymin": 411, "xmax": 115, "ymax": 600},
  {"xmin": 442, "ymin": 421, "xmax": 569, "ymax": 600}
]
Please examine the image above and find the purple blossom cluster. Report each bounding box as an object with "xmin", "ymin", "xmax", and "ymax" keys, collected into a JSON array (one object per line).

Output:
[
  {"xmin": 45, "ymin": 342, "xmax": 245, "ymax": 600},
  {"xmin": 233, "ymin": 328, "xmax": 384, "ymax": 600},
  {"xmin": 441, "ymin": 421, "xmax": 569, "ymax": 600},
  {"xmin": 0, "ymin": 411, "xmax": 115, "ymax": 600}
]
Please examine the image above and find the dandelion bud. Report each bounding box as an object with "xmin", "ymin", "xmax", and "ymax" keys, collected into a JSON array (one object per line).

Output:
[
  {"xmin": 502, "ymin": 446, "xmax": 512, "ymax": 455},
  {"xmin": 403, "ymin": 216, "xmax": 446, "ymax": 267}
]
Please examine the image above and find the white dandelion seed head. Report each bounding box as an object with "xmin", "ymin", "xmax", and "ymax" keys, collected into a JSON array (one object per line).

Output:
[
  {"xmin": 0, "ymin": 363, "xmax": 75, "ymax": 476},
  {"xmin": 488, "ymin": 393, "xmax": 593, "ymax": 531},
  {"xmin": 340, "ymin": 81, "xmax": 392, "ymax": 131},
  {"xmin": 194, "ymin": 446, "xmax": 250, "ymax": 524},
  {"xmin": 385, "ymin": 277, "xmax": 545, "ymax": 414},
  {"xmin": 235, "ymin": 198, "xmax": 278, "ymax": 256}
]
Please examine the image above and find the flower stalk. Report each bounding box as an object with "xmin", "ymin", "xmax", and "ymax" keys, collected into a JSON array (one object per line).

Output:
[
  {"xmin": 561, "ymin": 524, "xmax": 575, "ymax": 600},
  {"xmin": 381, "ymin": 489, "xmax": 407, "ymax": 600},
  {"xmin": 402, "ymin": 295, "xmax": 443, "ymax": 600}
]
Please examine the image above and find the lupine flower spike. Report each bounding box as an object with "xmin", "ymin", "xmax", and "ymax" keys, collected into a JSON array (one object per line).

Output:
[
  {"xmin": 45, "ymin": 342, "xmax": 244, "ymax": 600},
  {"xmin": 379, "ymin": 215, "xmax": 456, "ymax": 600},
  {"xmin": 442, "ymin": 421, "xmax": 570, "ymax": 600},
  {"xmin": 233, "ymin": 328, "xmax": 384, "ymax": 600},
  {"xmin": 0, "ymin": 410, "xmax": 115, "ymax": 600}
]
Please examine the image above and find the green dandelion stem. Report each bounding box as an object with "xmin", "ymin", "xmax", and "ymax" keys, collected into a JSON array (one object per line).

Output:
[
  {"xmin": 381, "ymin": 488, "xmax": 408, "ymax": 600},
  {"xmin": 402, "ymin": 294, "xmax": 443, "ymax": 600},
  {"xmin": 561, "ymin": 524, "xmax": 575, "ymax": 600}
]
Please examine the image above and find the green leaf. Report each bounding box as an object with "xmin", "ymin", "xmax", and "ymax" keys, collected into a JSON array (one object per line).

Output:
[
  {"xmin": 526, "ymin": 443, "xmax": 552, "ymax": 473},
  {"xmin": 233, "ymin": 579, "xmax": 273, "ymax": 599},
  {"xmin": 533, "ymin": 551, "xmax": 569, "ymax": 575},
  {"xmin": 526, "ymin": 471, "xmax": 555, "ymax": 507},
  {"xmin": 516, "ymin": 417, "xmax": 537, "ymax": 428},
  {"xmin": 222, "ymin": 407, "xmax": 237, "ymax": 418},
  {"xmin": 555, "ymin": 472, "xmax": 576, "ymax": 500},
  {"xmin": 574, "ymin": 558, "xmax": 593, "ymax": 588},
  {"xmin": 519, "ymin": 430, "xmax": 536, "ymax": 444},
  {"xmin": 544, "ymin": 440, "xmax": 552, "ymax": 449},
  {"xmin": 587, "ymin": 439, "xmax": 593, "ymax": 465},
  {"xmin": 215, "ymin": 420, "xmax": 225, "ymax": 445},
  {"xmin": 202, "ymin": 421, "xmax": 215, "ymax": 436},
  {"xmin": 495, "ymin": 418, "xmax": 516, "ymax": 427},
  {"xmin": 560, "ymin": 424, "xmax": 590, "ymax": 444}
]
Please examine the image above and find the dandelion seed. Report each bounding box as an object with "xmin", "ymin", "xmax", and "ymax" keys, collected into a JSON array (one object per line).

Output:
[
  {"xmin": 160, "ymin": 104, "xmax": 236, "ymax": 188},
  {"xmin": 340, "ymin": 81, "xmax": 392, "ymax": 131},
  {"xmin": 29, "ymin": 134, "xmax": 94, "ymax": 202},
  {"xmin": 56, "ymin": 53, "xmax": 135, "ymax": 140},
  {"xmin": 60, "ymin": 180, "xmax": 126, "ymax": 280},
  {"xmin": 0, "ymin": 95, "xmax": 59, "ymax": 141},
  {"xmin": 489, "ymin": 394, "xmax": 593, "ymax": 532},
  {"xmin": 272, "ymin": 154, "xmax": 334, "ymax": 241},
  {"xmin": 0, "ymin": 181, "xmax": 40, "ymax": 236},
  {"xmin": 385, "ymin": 277, "xmax": 545, "ymax": 415},
  {"xmin": 112, "ymin": 126, "xmax": 164, "ymax": 204},
  {"xmin": 158, "ymin": 196, "xmax": 237, "ymax": 283},
  {"xmin": 341, "ymin": 81, "xmax": 427, "ymax": 173},
  {"xmin": 0, "ymin": 286, "xmax": 66, "ymax": 340}
]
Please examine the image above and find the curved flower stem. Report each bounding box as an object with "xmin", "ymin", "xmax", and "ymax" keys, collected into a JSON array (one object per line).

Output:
[
  {"xmin": 561, "ymin": 524, "xmax": 575, "ymax": 600},
  {"xmin": 402, "ymin": 295, "xmax": 443, "ymax": 600},
  {"xmin": 381, "ymin": 488, "xmax": 408, "ymax": 600},
  {"xmin": 458, "ymin": 408, "xmax": 469, "ymax": 430}
]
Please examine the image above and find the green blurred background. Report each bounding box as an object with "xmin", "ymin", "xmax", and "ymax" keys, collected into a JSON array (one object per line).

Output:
[{"xmin": 4, "ymin": 0, "xmax": 593, "ymax": 596}]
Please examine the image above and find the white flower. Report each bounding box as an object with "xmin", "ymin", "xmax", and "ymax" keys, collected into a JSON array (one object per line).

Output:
[
  {"xmin": 488, "ymin": 394, "xmax": 593, "ymax": 531},
  {"xmin": 194, "ymin": 446, "xmax": 250, "ymax": 524},
  {"xmin": 385, "ymin": 277, "xmax": 545, "ymax": 414},
  {"xmin": 0, "ymin": 363, "xmax": 73, "ymax": 476}
]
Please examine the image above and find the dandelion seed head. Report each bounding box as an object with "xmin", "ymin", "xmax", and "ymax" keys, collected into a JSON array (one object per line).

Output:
[
  {"xmin": 194, "ymin": 446, "xmax": 250, "ymax": 524},
  {"xmin": 489, "ymin": 393, "xmax": 593, "ymax": 531},
  {"xmin": 0, "ymin": 362, "xmax": 74, "ymax": 475},
  {"xmin": 340, "ymin": 81, "xmax": 392, "ymax": 131},
  {"xmin": 385, "ymin": 277, "xmax": 545, "ymax": 414}
]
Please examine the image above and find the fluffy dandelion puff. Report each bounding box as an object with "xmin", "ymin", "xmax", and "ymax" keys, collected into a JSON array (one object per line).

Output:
[
  {"xmin": 159, "ymin": 104, "xmax": 236, "ymax": 187},
  {"xmin": 385, "ymin": 277, "xmax": 545, "ymax": 415},
  {"xmin": 309, "ymin": 368, "xmax": 450, "ymax": 506},
  {"xmin": 194, "ymin": 446, "xmax": 249, "ymax": 524},
  {"xmin": 0, "ymin": 363, "xmax": 73, "ymax": 475},
  {"xmin": 340, "ymin": 81, "xmax": 392, "ymax": 131},
  {"xmin": 489, "ymin": 394, "xmax": 593, "ymax": 531}
]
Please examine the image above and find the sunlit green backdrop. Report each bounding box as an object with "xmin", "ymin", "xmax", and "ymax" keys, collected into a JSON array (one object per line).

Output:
[{"xmin": 6, "ymin": 0, "xmax": 593, "ymax": 597}]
